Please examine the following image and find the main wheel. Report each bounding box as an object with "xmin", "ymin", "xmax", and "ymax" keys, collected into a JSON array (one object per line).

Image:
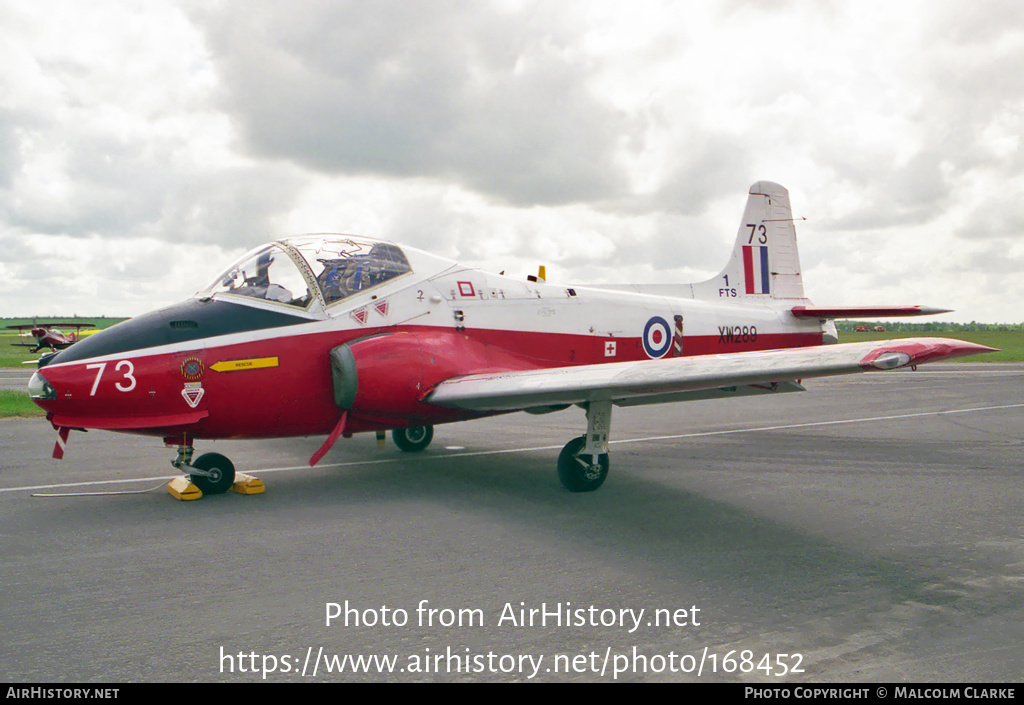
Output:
[
  {"xmin": 189, "ymin": 452, "xmax": 236, "ymax": 495},
  {"xmin": 392, "ymin": 425, "xmax": 434, "ymax": 452},
  {"xmin": 557, "ymin": 436, "xmax": 609, "ymax": 492}
]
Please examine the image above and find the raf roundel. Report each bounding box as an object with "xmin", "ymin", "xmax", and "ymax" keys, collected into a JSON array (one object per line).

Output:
[{"xmin": 642, "ymin": 316, "xmax": 672, "ymax": 359}]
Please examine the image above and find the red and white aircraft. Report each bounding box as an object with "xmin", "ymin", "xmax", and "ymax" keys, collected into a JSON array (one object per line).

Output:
[
  {"xmin": 28, "ymin": 182, "xmax": 993, "ymax": 494},
  {"xmin": 7, "ymin": 322, "xmax": 95, "ymax": 353}
]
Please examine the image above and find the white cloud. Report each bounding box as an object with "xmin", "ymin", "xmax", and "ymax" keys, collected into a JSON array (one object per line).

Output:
[
  {"xmin": 186, "ymin": 0, "xmax": 635, "ymax": 206},
  {"xmin": 1, "ymin": 0, "xmax": 1022, "ymax": 322}
]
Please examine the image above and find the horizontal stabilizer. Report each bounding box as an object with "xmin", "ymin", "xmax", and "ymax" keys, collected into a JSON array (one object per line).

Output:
[
  {"xmin": 791, "ymin": 305, "xmax": 952, "ymax": 319},
  {"xmin": 425, "ymin": 338, "xmax": 995, "ymax": 412}
]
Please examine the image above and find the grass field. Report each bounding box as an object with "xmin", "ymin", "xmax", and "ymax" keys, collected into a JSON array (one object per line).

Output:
[
  {"xmin": 0, "ymin": 390, "xmax": 45, "ymax": 418},
  {"xmin": 1, "ymin": 345, "xmax": 53, "ymax": 368}
]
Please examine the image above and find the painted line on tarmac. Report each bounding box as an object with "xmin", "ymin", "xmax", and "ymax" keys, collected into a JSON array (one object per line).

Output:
[
  {"xmin": 615, "ymin": 402, "xmax": 1024, "ymax": 446},
  {"xmin": 3, "ymin": 402, "xmax": 1023, "ymax": 494}
]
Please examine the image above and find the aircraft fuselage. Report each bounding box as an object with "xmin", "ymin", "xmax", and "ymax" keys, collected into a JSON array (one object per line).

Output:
[
  {"xmin": 30, "ymin": 264, "xmax": 823, "ymax": 442},
  {"xmin": 26, "ymin": 184, "xmax": 991, "ymax": 494}
]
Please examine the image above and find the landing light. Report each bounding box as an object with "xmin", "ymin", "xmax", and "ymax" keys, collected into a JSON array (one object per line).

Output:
[
  {"xmin": 869, "ymin": 352, "xmax": 912, "ymax": 370},
  {"xmin": 28, "ymin": 370, "xmax": 56, "ymax": 400}
]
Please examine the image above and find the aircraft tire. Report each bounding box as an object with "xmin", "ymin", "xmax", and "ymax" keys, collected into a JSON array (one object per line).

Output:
[
  {"xmin": 557, "ymin": 436, "xmax": 609, "ymax": 492},
  {"xmin": 392, "ymin": 425, "xmax": 434, "ymax": 452},
  {"xmin": 189, "ymin": 452, "xmax": 236, "ymax": 495}
]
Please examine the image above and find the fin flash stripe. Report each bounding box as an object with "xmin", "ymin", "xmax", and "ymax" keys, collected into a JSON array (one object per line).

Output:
[{"xmin": 743, "ymin": 245, "xmax": 770, "ymax": 295}]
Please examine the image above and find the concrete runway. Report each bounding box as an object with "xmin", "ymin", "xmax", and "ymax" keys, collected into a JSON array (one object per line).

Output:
[
  {"xmin": 0, "ymin": 368, "xmax": 34, "ymax": 392},
  {"xmin": 1, "ymin": 364, "xmax": 1022, "ymax": 682}
]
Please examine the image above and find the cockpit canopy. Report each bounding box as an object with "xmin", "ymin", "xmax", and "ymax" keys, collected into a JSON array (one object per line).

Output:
[{"xmin": 201, "ymin": 236, "xmax": 413, "ymax": 314}]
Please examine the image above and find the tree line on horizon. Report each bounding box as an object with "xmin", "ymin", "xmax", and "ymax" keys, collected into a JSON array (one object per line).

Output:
[{"xmin": 838, "ymin": 321, "xmax": 1024, "ymax": 332}]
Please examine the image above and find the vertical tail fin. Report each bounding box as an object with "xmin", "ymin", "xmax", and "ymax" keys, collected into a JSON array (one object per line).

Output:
[{"xmin": 693, "ymin": 181, "xmax": 805, "ymax": 301}]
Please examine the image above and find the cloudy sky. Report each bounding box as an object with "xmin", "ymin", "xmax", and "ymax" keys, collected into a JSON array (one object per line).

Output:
[{"xmin": 2, "ymin": 0, "xmax": 1022, "ymax": 322}]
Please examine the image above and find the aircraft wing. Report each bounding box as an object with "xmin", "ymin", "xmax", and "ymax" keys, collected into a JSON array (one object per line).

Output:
[
  {"xmin": 425, "ymin": 338, "xmax": 994, "ymax": 412},
  {"xmin": 4, "ymin": 322, "xmax": 96, "ymax": 329}
]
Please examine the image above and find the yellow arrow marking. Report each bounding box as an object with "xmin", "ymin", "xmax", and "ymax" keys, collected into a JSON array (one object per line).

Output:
[{"xmin": 210, "ymin": 357, "xmax": 279, "ymax": 373}]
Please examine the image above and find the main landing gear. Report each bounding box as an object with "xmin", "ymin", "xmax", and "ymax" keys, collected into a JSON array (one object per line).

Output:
[
  {"xmin": 557, "ymin": 400, "xmax": 612, "ymax": 492},
  {"xmin": 392, "ymin": 425, "xmax": 434, "ymax": 452},
  {"xmin": 171, "ymin": 444, "xmax": 236, "ymax": 495},
  {"xmin": 388, "ymin": 411, "xmax": 613, "ymax": 492}
]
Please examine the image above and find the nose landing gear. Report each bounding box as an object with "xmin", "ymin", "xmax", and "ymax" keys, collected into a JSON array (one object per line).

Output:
[
  {"xmin": 188, "ymin": 452, "xmax": 236, "ymax": 495},
  {"xmin": 170, "ymin": 443, "xmax": 237, "ymax": 495}
]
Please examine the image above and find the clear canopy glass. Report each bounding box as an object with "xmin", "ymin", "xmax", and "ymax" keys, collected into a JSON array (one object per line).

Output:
[
  {"xmin": 289, "ymin": 237, "xmax": 412, "ymax": 305},
  {"xmin": 204, "ymin": 243, "xmax": 313, "ymax": 308},
  {"xmin": 202, "ymin": 236, "xmax": 413, "ymax": 310}
]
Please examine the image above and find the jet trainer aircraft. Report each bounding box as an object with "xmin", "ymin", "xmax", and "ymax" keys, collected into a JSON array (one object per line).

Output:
[{"xmin": 28, "ymin": 182, "xmax": 993, "ymax": 494}]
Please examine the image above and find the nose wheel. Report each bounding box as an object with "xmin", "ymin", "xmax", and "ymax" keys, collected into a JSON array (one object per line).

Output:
[
  {"xmin": 189, "ymin": 452, "xmax": 236, "ymax": 495},
  {"xmin": 171, "ymin": 444, "xmax": 236, "ymax": 495}
]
